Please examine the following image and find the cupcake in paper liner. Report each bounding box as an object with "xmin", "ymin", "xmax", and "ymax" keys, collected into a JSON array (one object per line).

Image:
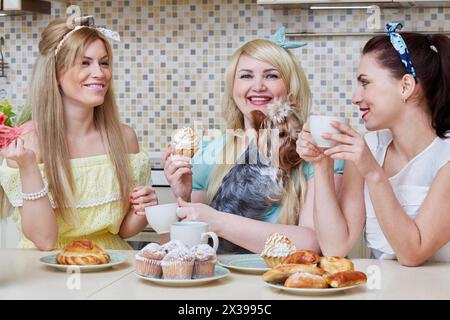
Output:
[
  {"xmin": 161, "ymin": 239, "xmax": 188, "ymax": 253},
  {"xmin": 171, "ymin": 127, "xmax": 200, "ymax": 158},
  {"xmin": 161, "ymin": 247, "xmax": 195, "ymax": 280},
  {"xmin": 260, "ymin": 233, "xmax": 297, "ymax": 268},
  {"xmin": 135, "ymin": 242, "xmax": 166, "ymax": 278},
  {"xmin": 191, "ymin": 244, "xmax": 217, "ymax": 279}
]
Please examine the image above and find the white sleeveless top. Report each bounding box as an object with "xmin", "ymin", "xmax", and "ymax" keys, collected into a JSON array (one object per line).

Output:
[{"xmin": 364, "ymin": 130, "xmax": 450, "ymax": 262}]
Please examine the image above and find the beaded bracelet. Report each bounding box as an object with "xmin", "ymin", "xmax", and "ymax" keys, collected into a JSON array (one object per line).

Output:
[{"xmin": 21, "ymin": 185, "xmax": 48, "ymax": 201}]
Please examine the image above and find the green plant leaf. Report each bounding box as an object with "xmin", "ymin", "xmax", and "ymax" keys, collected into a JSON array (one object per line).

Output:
[
  {"xmin": 16, "ymin": 104, "xmax": 32, "ymax": 126},
  {"xmin": 0, "ymin": 100, "xmax": 16, "ymax": 127}
]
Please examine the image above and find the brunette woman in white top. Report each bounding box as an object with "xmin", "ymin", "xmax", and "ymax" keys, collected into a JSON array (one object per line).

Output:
[{"xmin": 297, "ymin": 23, "xmax": 450, "ymax": 266}]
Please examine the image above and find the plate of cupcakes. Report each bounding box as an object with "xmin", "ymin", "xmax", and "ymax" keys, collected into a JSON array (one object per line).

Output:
[{"xmin": 135, "ymin": 240, "xmax": 230, "ymax": 286}]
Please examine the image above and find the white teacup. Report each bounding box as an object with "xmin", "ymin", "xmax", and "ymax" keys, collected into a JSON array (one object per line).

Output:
[
  {"xmin": 309, "ymin": 115, "xmax": 350, "ymax": 148},
  {"xmin": 145, "ymin": 203, "xmax": 179, "ymax": 234},
  {"xmin": 170, "ymin": 221, "xmax": 219, "ymax": 250}
]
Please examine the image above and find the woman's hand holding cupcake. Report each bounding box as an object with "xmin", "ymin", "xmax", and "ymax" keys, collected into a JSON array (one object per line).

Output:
[{"xmin": 163, "ymin": 144, "xmax": 193, "ymax": 201}]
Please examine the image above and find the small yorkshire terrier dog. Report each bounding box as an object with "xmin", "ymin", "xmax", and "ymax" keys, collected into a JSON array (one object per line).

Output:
[{"xmin": 210, "ymin": 102, "xmax": 303, "ymax": 254}]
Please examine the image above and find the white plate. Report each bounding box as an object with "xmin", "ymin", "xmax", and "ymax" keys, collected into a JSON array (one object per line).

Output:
[
  {"xmin": 264, "ymin": 282, "xmax": 366, "ymax": 296},
  {"xmin": 40, "ymin": 251, "xmax": 128, "ymax": 272},
  {"xmin": 218, "ymin": 254, "xmax": 269, "ymax": 274},
  {"xmin": 136, "ymin": 265, "xmax": 230, "ymax": 287}
]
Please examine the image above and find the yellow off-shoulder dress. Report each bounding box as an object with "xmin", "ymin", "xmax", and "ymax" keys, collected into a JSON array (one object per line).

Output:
[{"xmin": 0, "ymin": 152, "xmax": 152, "ymax": 250}]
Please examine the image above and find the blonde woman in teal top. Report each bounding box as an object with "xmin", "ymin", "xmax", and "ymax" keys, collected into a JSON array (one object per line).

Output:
[{"xmin": 164, "ymin": 36, "xmax": 344, "ymax": 254}]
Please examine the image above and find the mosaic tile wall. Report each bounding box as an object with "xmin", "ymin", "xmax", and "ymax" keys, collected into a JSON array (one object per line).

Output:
[{"xmin": 1, "ymin": 0, "xmax": 450, "ymax": 157}]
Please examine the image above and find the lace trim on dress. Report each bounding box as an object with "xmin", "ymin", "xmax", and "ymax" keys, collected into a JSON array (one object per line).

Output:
[{"xmin": 9, "ymin": 194, "xmax": 121, "ymax": 209}]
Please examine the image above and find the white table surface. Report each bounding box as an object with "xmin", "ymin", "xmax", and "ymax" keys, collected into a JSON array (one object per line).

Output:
[{"xmin": 1, "ymin": 249, "xmax": 449, "ymax": 300}]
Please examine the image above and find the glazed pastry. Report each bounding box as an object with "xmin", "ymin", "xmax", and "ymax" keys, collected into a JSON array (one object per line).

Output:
[
  {"xmin": 325, "ymin": 270, "xmax": 367, "ymax": 288},
  {"xmin": 284, "ymin": 272, "xmax": 329, "ymax": 288},
  {"xmin": 319, "ymin": 256, "xmax": 354, "ymax": 274},
  {"xmin": 260, "ymin": 233, "xmax": 296, "ymax": 268},
  {"xmin": 282, "ymin": 250, "xmax": 320, "ymax": 265},
  {"xmin": 262, "ymin": 263, "xmax": 325, "ymax": 284},
  {"xmin": 172, "ymin": 127, "xmax": 200, "ymax": 158},
  {"xmin": 56, "ymin": 239, "xmax": 110, "ymax": 265}
]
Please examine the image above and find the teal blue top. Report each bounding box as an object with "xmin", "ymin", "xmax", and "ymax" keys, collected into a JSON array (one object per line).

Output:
[{"xmin": 191, "ymin": 135, "xmax": 345, "ymax": 223}]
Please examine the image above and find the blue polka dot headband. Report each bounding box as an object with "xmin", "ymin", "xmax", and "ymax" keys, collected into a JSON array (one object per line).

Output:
[{"xmin": 386, "ymin": 22, "xmax": 417, "ymax": 78}]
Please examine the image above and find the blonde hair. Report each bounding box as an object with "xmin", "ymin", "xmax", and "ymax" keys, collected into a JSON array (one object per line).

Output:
[
  {"xmin": 207, "ymin": 39, "xmax": 311, "ymax": 225},
  {"xmin": 25, "ymin": 18, "xmax": 131, "ymax": 225}
]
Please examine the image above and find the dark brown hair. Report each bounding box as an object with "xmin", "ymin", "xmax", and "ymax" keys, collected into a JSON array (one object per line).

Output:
[{"xmin": 363, "ymin": 33, "xmax": 450, "ymax": 138}]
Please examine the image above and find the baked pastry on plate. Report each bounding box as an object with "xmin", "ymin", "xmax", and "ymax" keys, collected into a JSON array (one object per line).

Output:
[
  {"xmin": 56, "ymin": 239, "xmax": 110, "ymax": 265},
  {"xmin": 319, "ymin": 256, "xmax": 354, "ymax": 274},
  {"xmin": 284, "ymin": 272, "xmax": 329, "ymax": 288},
  {"xmin": 283, "ymin": 250, "xmax": 320, "ymax": 265},
  {"xmin": 325, "ymin": 270, "xmax": 367, "ymax": 288},
  {"xmin": 262, "ymin": 263, "xmax": 325, "ymax": 284}
]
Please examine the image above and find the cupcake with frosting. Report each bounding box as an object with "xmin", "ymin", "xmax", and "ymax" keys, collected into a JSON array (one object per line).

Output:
[
  {"xmin": 161, "ymin": 239, "xmax": 188, "ymax": 253},
  {"xmin": 191, "ymin": 244, "xmax": 217, "ymax": 279},
  {"xmin": 172, "ymin": 127, "xmax": 200, "ymax": 158},
  {"xmin": 161, "ymin": 247, "xmax": 195, "ymax": 279},
  {"xmin": 260, "ymin": 233, "xmax": 297, "ymax": 268},
  {"xmin": 135, "ymin": 242, "xmax": 166, "ymax": 278}
]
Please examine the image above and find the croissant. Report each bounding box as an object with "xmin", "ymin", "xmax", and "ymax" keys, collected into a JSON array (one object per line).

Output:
[
  {"xmin": 325, "ymin": 271, "xmax": 367, "ymax": 288},
  {"xmin": 319, "ymin": 256, "xmax": 354, "ymax": 274},
  {"xmin": 56, "ymin": 239, "xmax": 110, "ymax": 265},
  {"xmin": 262, "ymin": 263, "xmax": 325, "ymax": 284},
  {"xmin": 284, "ymin": 272, "xmax": 329, "ymax": 288},
  {"xmin": 282, "ymin": 250, "xmax": 320, "ymax": 265}
]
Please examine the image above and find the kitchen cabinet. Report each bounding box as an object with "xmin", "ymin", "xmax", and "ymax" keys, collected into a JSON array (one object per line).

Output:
[{"xmin": 1, "ymin": 0, "xmax": 51, "ymax": 15}]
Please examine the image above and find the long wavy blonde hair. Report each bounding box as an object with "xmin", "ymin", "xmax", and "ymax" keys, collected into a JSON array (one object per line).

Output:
[
  {"xmin": 206, "ymin": 39, "xmax": 311, "ymax": 225},
  {"xmin": 4, "ymin": 18, "xmax": 132, "ymax": 225}
]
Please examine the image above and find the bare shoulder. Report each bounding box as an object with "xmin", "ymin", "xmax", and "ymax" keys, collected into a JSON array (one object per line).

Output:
[
  {"xmin": 430, "ymin": 161, "xmax": 450, "ymax": 194},
  {"xmin": 120, "ymin": 123, "xmax": 139, "ymax": 153}
]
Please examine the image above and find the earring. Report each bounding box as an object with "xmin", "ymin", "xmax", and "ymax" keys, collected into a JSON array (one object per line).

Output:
[{"xmin": 402, "ymin": 97, "xmax": 407, "ymax": 103}]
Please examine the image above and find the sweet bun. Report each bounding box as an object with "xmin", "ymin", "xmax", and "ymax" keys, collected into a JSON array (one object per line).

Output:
[
  {"xmin": 282, "ymin": 250, "xmax": 320, "ymax": 265},
  {"xmin": 56, "ymin": 239, "xmax": 110, "ymax": 265},
  {"xmin": 284, "ymin": 272, "xmax": 329, "ymax": 288},
  {"xmin": 262, "ymin": 263, "xmax": 325, "ymax": 284},
  {"xmin": 325, "ymin": 270, "xmax": 367, "ymax": 288},
  {"xmin": 319, "ymin": 256, "xmax": 354, "ymax": 274}
]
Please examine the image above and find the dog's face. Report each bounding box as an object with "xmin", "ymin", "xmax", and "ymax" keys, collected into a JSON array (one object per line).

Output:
[{"xmin": 251, "ymin": 110, "xmax": 302, "ymax": 170}]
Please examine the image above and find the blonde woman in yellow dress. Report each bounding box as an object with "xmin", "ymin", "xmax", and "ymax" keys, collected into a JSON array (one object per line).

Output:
[{"xmin": 0, "ymin": 17, "xmax": 157, "ymax": 250}]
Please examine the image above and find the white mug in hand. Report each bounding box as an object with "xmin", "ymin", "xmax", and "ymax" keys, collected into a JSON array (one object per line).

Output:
[
  {"xmin": 170, "ymin": 221, "xmax": 219, "ymax": 250},
  {"xmin": 145, "ymin": 203, "xmax": 179, "ymax": 234},
  {"xmin": 309, "ymin": 115, "xmax": 349, "ymax": 148}
]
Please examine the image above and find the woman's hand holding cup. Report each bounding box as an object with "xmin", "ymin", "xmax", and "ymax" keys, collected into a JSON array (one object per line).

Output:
[{"xmin": 296, "ymin": 122, "xmax": 325, "ymax": 163}]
